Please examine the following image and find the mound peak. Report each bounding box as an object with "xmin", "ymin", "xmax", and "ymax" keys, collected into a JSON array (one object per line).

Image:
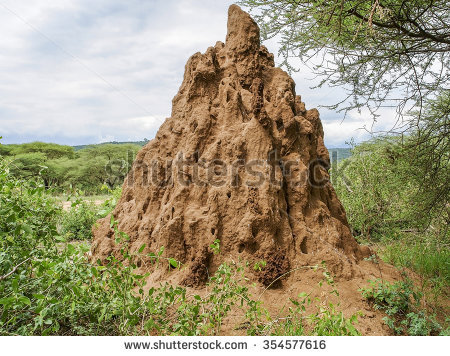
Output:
[
  {"xmin": 91, "ymin": 5, "xmax": 371, "ymax": 288},
  {"xmin": 226, "ymin": 4, "xmax": 260, "ymax": 53}
]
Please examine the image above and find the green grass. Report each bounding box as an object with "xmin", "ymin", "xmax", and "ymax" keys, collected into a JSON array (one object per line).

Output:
[
  {"xmin": 376, "ymin": 232, "xmax": 449, "ymax": 292},
  {"xmin": 381, "ymin": 238, "xmax": 449, "ymax": 284}
]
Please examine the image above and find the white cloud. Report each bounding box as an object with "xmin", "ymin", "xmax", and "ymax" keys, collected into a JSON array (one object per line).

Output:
[
  {"xmin": 0, "ymin": 0, "xmax": 399, "ymax": 148},
  {"xmin": 322, "ymin": 107, "xmax": 399, "ymax": 147},
  {"xmin": 0, "ymin": 0, "xmax": 234, "ymax": 145}
]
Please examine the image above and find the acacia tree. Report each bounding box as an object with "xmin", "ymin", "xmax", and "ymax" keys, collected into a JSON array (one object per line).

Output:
[
  {"xmin": 239, "ymin": 0, "xmax": 449, "ymax": 229},
  {"xmin": 240, "ymin": 0, "xmax": 449, "ymax": 128},
  {"xmin": 72, "ymin": 144, "xmax": 140, "ymax": 191},
  {"xmin": 3, "ymin": 142, "xmax": 75, "ymax": 189},
  {"xmin": 404, "ymin": 90, "xmax": 449, "ymax": 225}
]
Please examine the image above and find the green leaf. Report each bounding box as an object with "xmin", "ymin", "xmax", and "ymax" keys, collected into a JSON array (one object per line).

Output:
[
  {"xmin": 67, "ymin": 244, "xmax": 75, "ymax": 255},
  {"xmin": 168, "ymin": 258, "xmax": 179, "ymax": 269},
  {"xmin": 18, "ymin": 295, "xmax": 31, "ymax": 306},
  {"xmin": 98, "ymin": 306, "xmax": 107, "ymax": 323},
  {"xmin": 138, "ymin": 243, "xmax": 146, "ymax": 254},
  {"xmin": 158, "ymin": 246, "xmax": 165, "ymax": 256},
  {"xmin": 0, "ymin": 297, "xmax": 15, "ymax": 306},
  {"xmin": 12, "ymin": 278, "xmax": 19, "ymax": 292},
  {"xmin": 22, "ymin": 224, "xmax": 32, "ymax": 234}
]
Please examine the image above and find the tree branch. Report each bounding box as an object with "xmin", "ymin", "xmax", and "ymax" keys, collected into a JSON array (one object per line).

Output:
[
  {"xmin": 0, "ymin": 258, "xmax": 31, "ymax": 281},
  {"xmin": 349, "ymin": 8, "xmax": 450, "ymax": 45}
]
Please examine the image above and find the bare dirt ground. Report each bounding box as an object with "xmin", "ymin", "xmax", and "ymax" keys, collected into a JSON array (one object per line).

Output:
[{"xmin": 61, "ymin": 199, "xmax": 105, "ymax": 211}]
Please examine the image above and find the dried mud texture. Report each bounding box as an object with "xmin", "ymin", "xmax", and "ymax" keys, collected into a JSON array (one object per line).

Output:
[
  {"xmin": 91, "ymin": 5, "xmax": 374, "ymax": 288},
  {"xmin": 255, "ymin": 250, "xmax": 290, "ymax": 287}
]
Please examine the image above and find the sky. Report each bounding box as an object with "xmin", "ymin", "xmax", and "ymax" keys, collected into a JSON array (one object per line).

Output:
[{"xmin": 0, "ymin": 0, "xmax": 397, "ymax": 148}]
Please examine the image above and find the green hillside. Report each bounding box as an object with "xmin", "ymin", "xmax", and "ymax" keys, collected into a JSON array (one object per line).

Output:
[
  {"xmin": 328, "ymin": 148, "xmax": 352, "ymax": 162},
  {"xmin": 72, "ymin": 139, "xmax": 150, "ymax": 151}
]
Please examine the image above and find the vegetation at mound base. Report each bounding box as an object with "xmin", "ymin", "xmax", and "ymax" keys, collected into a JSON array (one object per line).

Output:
[
  {"xmin": 0, "ymin": 156, "xmax": 364, "ymax": 336},
  {"xmin": 0, "ymin": 134, "xmax": 448, "ymax": 336}
]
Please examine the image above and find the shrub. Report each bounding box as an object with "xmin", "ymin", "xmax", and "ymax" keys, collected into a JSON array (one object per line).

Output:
[
  {"xmin": 334, "ymin": 137, "xmax": 449, "ymax": 299},
  {"xmin": 59, "ymin": 200, "xmax": 99, "ymax": 240},
  {"xmin": 334, "ymin": 138, "xmax": 416, "ymax": 238},
  {"xmin": 0, "ymin": 158, "xmax": 61, "ymax": 281},
  {"xmin": 360, "ymin": 278, "xmax": 444, "ymax": 335}
]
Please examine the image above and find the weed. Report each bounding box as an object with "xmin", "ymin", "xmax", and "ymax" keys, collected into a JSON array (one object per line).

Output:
[
  {"xmin": 360, "ymin": 278, "xmax": 444, "ymax": 335},
  {"xmin": 253, "ymin": 260, "xmax": 267, "ymax": 272},
  {"xmin": 210, "ymin": 239, "xmax": 220, "ymax": 255}
]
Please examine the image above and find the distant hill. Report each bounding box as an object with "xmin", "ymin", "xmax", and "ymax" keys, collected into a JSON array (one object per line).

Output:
[
  {"xmin": 73, "ymin": 140, "xmax": 149, "ymax": 151},
  {"xmin": 328, "ymin": 148, "xmax": 352, "ymax": 162},
  {"xmin": 73, "ymin": 142, "xmax": 352, "ymax": 161}
]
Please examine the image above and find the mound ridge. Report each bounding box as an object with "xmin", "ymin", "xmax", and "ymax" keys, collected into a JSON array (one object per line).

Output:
[{"xmin": 91, "ymin": 4, "xmax": 371, "ymax": 287}]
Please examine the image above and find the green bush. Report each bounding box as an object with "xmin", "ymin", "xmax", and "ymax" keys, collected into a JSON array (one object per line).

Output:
[
  {"xmin": 59, "ymin": 201, "xmax": 99, "ymax": 240},
  {"xmin": 97, "ymin": 185, "xmax": 122, "ymax": 218},
  {"xmin": 334, "ymin": 137, "xmax": 417, "ymax": 238},
  {"xmin": 334, "ymin": 137, "xmax": 449, "ymax": 298},
  {"xmin": 360, "ymin": 278, "xmax": 445, "ymax": 335},
  {"xmin": 0, "ymin": 158, "xmax": 62, "ymax": 281}
]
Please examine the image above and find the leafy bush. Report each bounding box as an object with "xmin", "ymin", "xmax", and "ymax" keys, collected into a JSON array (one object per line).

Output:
[
  {"xmin": 97, "ymin": 185, "xmax": 122, "ymax": 218},
  {"xmin": 360, "ymin": 278, "xmax": 445, "ymax": 335},
  {"xmin": 59, "ymin": 200, "xmax": 99, "ymax": 240},
  {"xmin": 0, "ymin": 158, "xmax": 61, "ymax": 282},
  {"xmin": 57, "ymin": 184, "xmax": 122, "ymax": 241},
  {"xmin": 0, "ymin": 241, "xmax": 150, "ymax": 335},
  {"xmin": 334, "ymin": 137, "xmax": 449, "ymax": 299},
  {"xmin": 334, "ymin": 137, "xmax": 416, "ymax": 238}
]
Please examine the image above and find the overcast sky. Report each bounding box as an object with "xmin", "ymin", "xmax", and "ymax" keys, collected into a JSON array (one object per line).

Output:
[{"xmin": 0, "ymin": 0, "xmax": 396, "ymax": 148}]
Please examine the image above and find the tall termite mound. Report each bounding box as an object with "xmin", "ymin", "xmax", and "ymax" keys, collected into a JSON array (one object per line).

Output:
[{"xmin": 91, "ymin": 5, "xmax": 371, "ymax": 287}]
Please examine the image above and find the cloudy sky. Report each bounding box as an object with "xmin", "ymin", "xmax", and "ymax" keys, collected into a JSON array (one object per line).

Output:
[{"xmin": 0, "ymin": 0, "xmax": 396, "ymax": 148}]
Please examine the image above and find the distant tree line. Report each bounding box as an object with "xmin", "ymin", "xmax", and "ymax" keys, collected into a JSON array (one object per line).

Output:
[{"xmin": 0, "ymin": 142, "xmax": 141, "ymax": 194}]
